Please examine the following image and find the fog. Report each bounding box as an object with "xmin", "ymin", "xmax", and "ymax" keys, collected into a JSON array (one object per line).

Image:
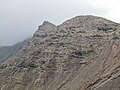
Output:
[{"xmin": 0, "ymin": 0, "xmax": 120, "ymax": 45}]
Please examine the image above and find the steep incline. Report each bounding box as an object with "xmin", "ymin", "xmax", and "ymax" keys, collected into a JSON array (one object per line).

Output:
[{"xmin": 0, "ymin": 15, "xmax": 120, "ymax": 90}]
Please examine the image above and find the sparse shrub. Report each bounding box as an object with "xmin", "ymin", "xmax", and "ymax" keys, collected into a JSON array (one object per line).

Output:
[
  {"xmin": 92, "ymin": 34, "xmax": 103, "ymax": 37},
  {"xmin": 112, "ymin": 36, "xmax": 119, "ymax": 39},
  {"xmin": 112, "ymin": 32, "xmax": 119, "ymax": 39},
  {"xmin": 28, "ymin": 63, "xmax": 38, "ymax": 68},
  {"xmin": 97, "ymin": 24, "xmax": 116, "ymax": 31},
  {"xmin": 77, "ymin": 31, "xmax": 86, "ymax": 33}
]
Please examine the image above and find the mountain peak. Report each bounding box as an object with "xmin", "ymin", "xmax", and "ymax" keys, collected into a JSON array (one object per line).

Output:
[
  {"xmin": 37, "ymin": 21, "xmax": 56, "ymax": 30},
  {"xmin": 41, "ymin": 21, "xmax": 56, "ymax": 28},
  {"xmin": 33, "ymin": 21, "xmax": 57, "ymax": 39},
  {"xmin": 42, "ymin": 21, "xmax": 55, "ymax": 26},
  {"xmin": 60, "ymin": 15, "xmax": 117, "ymax": 26},
  {"xmin": 58, "ymin": 15, "xmax": 119, "ymax": 33}
]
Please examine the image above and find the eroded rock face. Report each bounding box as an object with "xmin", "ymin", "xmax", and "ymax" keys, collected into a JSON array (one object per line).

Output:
[{"xmin": 0, "ymin": 15, "xmax": 120, "ymax": 90}]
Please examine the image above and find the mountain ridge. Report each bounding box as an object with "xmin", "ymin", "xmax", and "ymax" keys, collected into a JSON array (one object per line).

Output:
[
  {"xmin": 0, "ymin": 39, "xmax": 29, "ymax": 63},
  {"xmin": 0, "ymin": 15, "xmax": 120, "ymax": 90}
]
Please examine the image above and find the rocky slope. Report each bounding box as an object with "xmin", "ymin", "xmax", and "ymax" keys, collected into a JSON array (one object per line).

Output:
[{"xmin": 0, "ymin": 15, "xmax": 120, "ymax": 90}]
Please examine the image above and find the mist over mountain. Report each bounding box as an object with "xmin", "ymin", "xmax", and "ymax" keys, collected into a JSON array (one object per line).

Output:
[
  {"xmin": 0, "ymin": 39, "xmax": 29, "ymax": 63},
  {"xmin": 0, "ymin": 15, "xmax": 120, "ymax": 90},
  {"xmin": 1, "ymin": 0, "xmax": 120, "ymax": 45}
]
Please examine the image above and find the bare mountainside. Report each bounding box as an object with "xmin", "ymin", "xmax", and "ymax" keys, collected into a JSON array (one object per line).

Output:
[{"xmin": 0, "ymin": 15, "xmax": 120, "ymax": 90}]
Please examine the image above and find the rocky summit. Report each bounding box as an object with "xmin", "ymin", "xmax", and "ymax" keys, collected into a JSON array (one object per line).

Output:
[{"xmin": 0, "ymin": 15, "xmax": 120, "ymax": 90}]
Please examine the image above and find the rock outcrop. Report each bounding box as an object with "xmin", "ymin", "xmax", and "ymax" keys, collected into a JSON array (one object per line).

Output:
[{"xmin": 0, "ymin": 15, "xmax": 120, "ymax": 90}]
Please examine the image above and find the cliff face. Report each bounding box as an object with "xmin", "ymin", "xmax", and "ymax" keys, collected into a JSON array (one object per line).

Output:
[{"xmin": 0, "ymin": 15, "xmax": 120, "ymax": 90}]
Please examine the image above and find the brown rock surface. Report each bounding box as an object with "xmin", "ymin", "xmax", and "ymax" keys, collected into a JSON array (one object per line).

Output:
[{"xmin": 0, "ymin": 15, "xmax": 120, "ymax": 90}]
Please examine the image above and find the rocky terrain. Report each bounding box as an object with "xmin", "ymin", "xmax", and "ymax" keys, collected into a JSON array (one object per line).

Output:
[
  {"xmin": 0, "ymin": 15, "xmax": 120, "ymax": 90},
  {"xmin": 0, "ymin": 39, "xmax": 28, "ymax": 63}
]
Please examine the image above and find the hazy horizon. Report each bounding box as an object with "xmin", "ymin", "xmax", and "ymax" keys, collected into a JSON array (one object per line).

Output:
[{"xmin": 0, "ymin": 0, "xmax": 120, "ymax": 46}]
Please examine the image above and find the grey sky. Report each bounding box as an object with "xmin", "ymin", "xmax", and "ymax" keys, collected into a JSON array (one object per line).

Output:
[{"xmin": 0, "ymin": 0, "xmax": 120, "ymax": 45}]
